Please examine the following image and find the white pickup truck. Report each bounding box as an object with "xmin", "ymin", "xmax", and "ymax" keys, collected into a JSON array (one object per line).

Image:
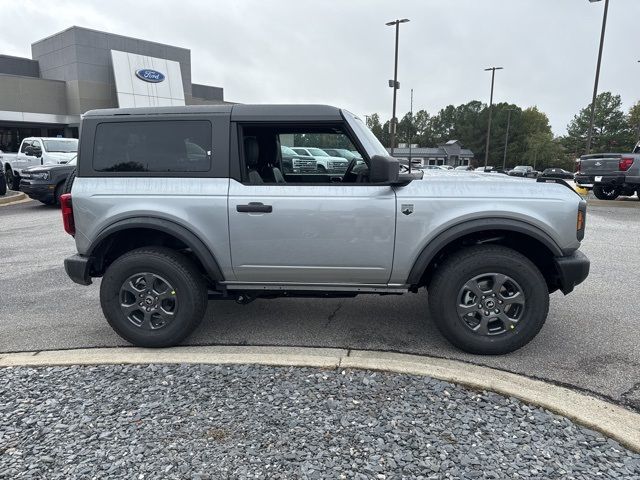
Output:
[{"xmin": 1, "ymin": 137, "xmax": 78, "ymax": 190}]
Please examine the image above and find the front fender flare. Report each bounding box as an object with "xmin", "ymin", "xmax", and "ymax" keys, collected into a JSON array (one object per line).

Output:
[{"xmin": 406, "ymin": 217, "xmax": 565, "ymax": 285}]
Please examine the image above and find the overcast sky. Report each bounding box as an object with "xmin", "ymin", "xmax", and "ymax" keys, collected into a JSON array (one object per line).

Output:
[{"xmin": 1, "ymin": 0, "xmax": 639, "ymax": 135}]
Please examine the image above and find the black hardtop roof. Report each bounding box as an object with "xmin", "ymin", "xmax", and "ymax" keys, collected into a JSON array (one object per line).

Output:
[{"xmin": 83, "ymin": 104, "xmax": 344, "ymax": 122}]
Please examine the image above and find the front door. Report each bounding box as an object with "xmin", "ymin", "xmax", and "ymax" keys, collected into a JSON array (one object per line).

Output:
[{"xmin": 228, "ymin": 180, "xmax": 396, "ymax": 284}]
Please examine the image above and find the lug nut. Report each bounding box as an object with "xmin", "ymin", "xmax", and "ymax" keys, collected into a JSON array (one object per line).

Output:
[
  {"xmin": 498, "ymin": 300, "xmax": 503, "ymax": 304},
  {"xmin": 484, "ymin": 311, "xmax": 489, "ymax": 316},
  {"xmin": 495, "ymin": 309, "xmax": 499, "ymax": 313},
  {"xmin": 139, "ymin": 302, "xmax": 143, "ymax": 306}
]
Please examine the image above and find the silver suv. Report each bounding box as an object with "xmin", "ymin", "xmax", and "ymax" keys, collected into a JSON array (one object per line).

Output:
[{"xmin": 62, "ymin": 105, "xmax": 589, "ymax": 355}]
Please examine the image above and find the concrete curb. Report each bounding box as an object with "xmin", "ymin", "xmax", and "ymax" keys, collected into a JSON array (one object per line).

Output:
[
  {"xmin": 1, "ymin": 346, "xmax": 638, "ymax": 453},
  {"xmin": 0, "ymin": 191, "xmax": 27, "ymax": 206}
]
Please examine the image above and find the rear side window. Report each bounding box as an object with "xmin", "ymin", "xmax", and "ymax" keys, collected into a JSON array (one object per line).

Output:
[{"xmin": 93, "ymin": 120, "xmax": 212, "ymax": 173}]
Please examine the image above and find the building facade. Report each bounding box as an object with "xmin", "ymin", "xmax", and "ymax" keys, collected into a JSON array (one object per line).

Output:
[
  {"xmin": 388, "ymin": 140, "xmax": 474, "ymax": 167},
  {"xmin": 0, "ymin": 26, "xmax": 226, "ymax": 153}
]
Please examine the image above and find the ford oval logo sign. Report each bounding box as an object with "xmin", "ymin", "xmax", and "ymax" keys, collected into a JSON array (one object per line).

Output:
[{"xmin": 135, "ymin": 69, "xmax": 165, "ymax": 83}]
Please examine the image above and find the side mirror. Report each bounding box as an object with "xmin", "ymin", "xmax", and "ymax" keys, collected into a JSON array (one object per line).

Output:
[{"xmin": 369, "ymin": 155, "xmax": 400, "ymax": 184}]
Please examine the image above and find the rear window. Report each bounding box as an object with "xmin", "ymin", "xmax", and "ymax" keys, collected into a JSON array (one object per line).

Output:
[{"xmin": 93, "ymin": 121, "xmax": 212, "ymax": 173}]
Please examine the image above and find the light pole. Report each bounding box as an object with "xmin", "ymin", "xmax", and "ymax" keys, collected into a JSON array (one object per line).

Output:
[
  {"xmin": 483, "ymin": 66, "xmax": 503, "ymax": 168},
  {"xmin": 502, "ymin": 108, "xmax": 515, "ymax": 169},
  {"xmin": 408, "ymin": 88, "xmax": 413, "ymax": 172},
  {"xmin": 386, "ymin": 18, "xmax": 409, "ymax": 156},
  {"xmin": 586, "ymin": 0, "xmax": 610, "ymax": 154}
]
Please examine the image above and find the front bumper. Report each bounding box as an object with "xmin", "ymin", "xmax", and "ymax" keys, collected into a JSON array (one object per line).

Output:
[
  {"xmin": 19, "ymin": 180, "xmax": 55, "ymax": 202},
  {"xmin": 64, "ymin": 254, "xmax": 93, "ymax": 285},
  {"xmin": 553, "ymin": 250, "xmax": 590, "ymax": 295}
]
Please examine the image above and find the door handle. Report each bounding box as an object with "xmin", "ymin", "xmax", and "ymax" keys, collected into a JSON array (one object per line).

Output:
[{"xmin": 236, "ymin": 202, "xmax": 273, "ymax": 213}]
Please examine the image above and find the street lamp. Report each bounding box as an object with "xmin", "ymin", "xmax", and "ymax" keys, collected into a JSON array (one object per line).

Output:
[
  {"xmin": 483, "ymin": 66, "xmax": 503, "ymax": 168},
  {"xmin": 386, "ymin": 18, "xmax": 410, "ymax": 155},
  {"xmin": 585, "ymin": 0, "xmax": 610, "ymax": 154},
  {"xmin": 502, "ymin": 108, "xmax": 515, "ymax": 169}
]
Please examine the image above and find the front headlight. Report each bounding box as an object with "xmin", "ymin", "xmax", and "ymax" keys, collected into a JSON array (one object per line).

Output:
[{"xmin": 32, "ymin": 172, "xmax": 50, "ymax": 180}]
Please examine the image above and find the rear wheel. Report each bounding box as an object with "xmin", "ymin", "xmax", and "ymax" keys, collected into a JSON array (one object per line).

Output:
[
  {"xmin": 428, "ymin": 245, "xmax": 549, "ymax": 355},
  {"xmin": 593, "ymin": 185, "xmax": 620, "ymax": 200},
  {"xmin": 0, "ymin": 173, "xmax": 6, "ymax": 195},
  {"xmin": 100, "ymin": 247, "xmax": 208, "ymax": 347}
]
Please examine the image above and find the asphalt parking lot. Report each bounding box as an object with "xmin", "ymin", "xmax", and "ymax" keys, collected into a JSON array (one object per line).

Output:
[{"xmin": 0, "ymin": 198, "xmax": 639, "ymax": 411}]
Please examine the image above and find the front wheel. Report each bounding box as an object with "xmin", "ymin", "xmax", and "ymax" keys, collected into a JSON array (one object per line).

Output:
[
  {"xmin": 0, "ymin": 174, "xmax": 6, "ymax": 195},
  {"xmin": 100, "ymin": 247, "xmax": 208, "ymax": 347},
  {"xmin": 428, "ymin": 245, "xmax": 549, "ymax": 355},
  {"xmin": 592, "ymin": 185, "xmax": 620, "ymax": 200},
  {"xmin": 5, "ymin": 168, "xmax": 19, "ymax": 190}
]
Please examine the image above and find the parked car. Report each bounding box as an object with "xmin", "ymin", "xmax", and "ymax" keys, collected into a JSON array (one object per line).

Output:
[
  {"xmin": 19, "ymin": 156, "xmax": 77, "ymax": 205},
  {"xmin": 291, "ymin": 147, "xmax": 349, "ymax": 173},
  {"xmin": 62, "ymin": 104, "xmax": 589, "ymax": 356},
  {"xmin": 539, "ymin": 168, "xmax": 574, "ymax": 180},
  {"xmin": 1, "ymin": 137, "xmax": 78, "ymax": 190},
  {"xmin": 423, "ymin": 165, "xmax": 449, "ymax": 171},
  {"xmin": 474, "ymin": 166, "xmax": 507, "ymax": 174},
  {"xmin": 322, "ymin": 148, "xmax": 362, "ymax": 162},
  {"xmin": 280, "ymin": 146, "xmax": 317, "ymax": 173},
  {"xmin": 455, "ymin": 165, "xmax": 473, "ymax": 171},
  {"xmin": 508, "ymin": 166, "xmax": 538, "ymax": 178},
  {"xmin": 0, "ymin": 165, "xmax": 6, "ymax": 196},
  {"xmin": 575, "ymin": 144, "xmax": 640, "ymax": 200}
]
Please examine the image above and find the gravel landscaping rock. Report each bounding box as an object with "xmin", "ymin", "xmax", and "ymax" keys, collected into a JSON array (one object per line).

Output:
[{"xmin": 0, "ymin": 364, "xmax": 638, "ymax": 479}]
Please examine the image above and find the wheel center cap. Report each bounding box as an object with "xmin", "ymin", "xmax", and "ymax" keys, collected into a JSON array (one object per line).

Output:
[
  {"xmin": 145, "ymin": 296, "xmax": 154, "ymax": 305},
  {"xmin": 484, "ymin": 299, "xmax": 496, "ymax": 309}
]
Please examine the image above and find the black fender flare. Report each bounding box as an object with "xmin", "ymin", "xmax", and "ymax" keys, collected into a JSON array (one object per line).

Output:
[
  {"xmin": 88, "ymin": 217, "xmax": 225, "ymax": 281},
  {"xmin": 406, "ymin": 217, "xmax": 565, "ymax": 285}
]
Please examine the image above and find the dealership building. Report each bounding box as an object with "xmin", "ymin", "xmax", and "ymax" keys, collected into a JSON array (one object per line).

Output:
[{"xmin": 0, "ymin": 26, "xmax": 226, "ymax": 153}]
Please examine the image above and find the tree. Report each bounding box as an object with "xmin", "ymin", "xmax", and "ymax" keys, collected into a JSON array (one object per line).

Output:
[
  {"xmin": 564, "ymin": 92, "xmax": 633, "ymax": 156},
  {"xmin": 627, "ymin": 101, "xmax": 640, "ymax": 146}
]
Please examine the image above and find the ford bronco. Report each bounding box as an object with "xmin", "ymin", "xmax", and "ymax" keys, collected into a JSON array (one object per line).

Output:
[{"xmin": 61, "ymin": 105, "xmax": 589, "ymax": 354}]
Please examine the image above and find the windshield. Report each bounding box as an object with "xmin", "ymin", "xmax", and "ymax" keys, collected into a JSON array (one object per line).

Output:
[
  {"xmin": 514, "ymin": 166, "xmax": 530, "ymax": 171},
  {"xmin": 43, "ymin": 139, "xmax": 78, "ymax": 153},
  {"xmin": 307, "ymin": 148, "xmax": 329, "ymax": 157},
  {"xmin": 281, "ymin": 146, "xmax": 297, "ymax": 155},
  {"xmin": 342, "ymin": 110, "xmax": 388, "ymax": 158}
]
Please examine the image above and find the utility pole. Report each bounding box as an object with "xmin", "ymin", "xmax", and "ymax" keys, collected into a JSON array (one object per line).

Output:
[
  {"xmin": 386, "ymin": 18, "xmax": 409, "ymax": 156},
  {"xmin": 408, "ymin": 88, "xmax": 413, "ymax": 173},
  {"xmin": 502, "ymin": 109, "xmax": 514, "ymax": 169},
  {"xmin": 484, "ymin": 66, "xmax": 503, "ymax": 169},
  {"xmin": 586, "ymin": 0, "xmax": 610, "ymax": 154}
]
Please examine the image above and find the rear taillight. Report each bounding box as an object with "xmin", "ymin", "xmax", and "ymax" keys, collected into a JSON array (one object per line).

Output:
[
  {"xmin": 60, "ymin": 193, "xmax": 75, "ymax": 236},
  {"xmin": 575, "ymin": 159, "xmax": 581, "ymax": 173},
  {"xmin": 619, "ymin": 157, "xmax": 634, "ymax": 171}
]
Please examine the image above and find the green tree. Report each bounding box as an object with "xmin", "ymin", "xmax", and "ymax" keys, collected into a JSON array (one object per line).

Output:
[
  {"xmin": 564, "ymin": 92, "xmax": 633, "ymax": 155},
  {"xmin": 627, "ymin": 101, "xmax": 640, "ymax": 147}
]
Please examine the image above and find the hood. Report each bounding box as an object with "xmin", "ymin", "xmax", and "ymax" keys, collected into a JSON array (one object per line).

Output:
[
  {"xmin": 44, "ymin": 151, "xmax": 76, "ymax": 163},
  {"xmin": 400, "ymin": 170, "xmax": 580, "ymax": 201},
  {"xmin": 22, "ymin": 163, "xmax": 74, "ymax": 174}
]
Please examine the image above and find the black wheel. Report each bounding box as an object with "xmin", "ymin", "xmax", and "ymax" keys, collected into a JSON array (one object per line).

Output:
[
  {"xmin": 63, "ymin": 168, "xmax": 76, "ymax": 194},
  {"xmin": 0, "ymin": 173, "xmax": 6, "ymax": 196},
  {"xmin": 53, "ymin": 183, "xmax": 64, "ymax": 205},
  {"xmin": 100, "ymin": 247, "xmax": 208, "ymax": 347},
  {"xmin": 592, "ymin": 185, "xmax": 619, "ymax": 200},
  {"xmin": 428, "ymin": 245, "xmax": 549, "ymax": 355},
  {"xmin": 5, "ymin": 168, "xmax": 19, "ymax": 190}
]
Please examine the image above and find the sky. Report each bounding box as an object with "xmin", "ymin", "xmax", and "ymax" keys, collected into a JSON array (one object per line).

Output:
[{"xmin": 1, "ymin": 0, "xmax": 639, "ymax": 136}]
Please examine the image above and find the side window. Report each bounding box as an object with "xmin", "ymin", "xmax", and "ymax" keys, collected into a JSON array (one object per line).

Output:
[
  {"xmin": 20, "ymin": 140, "xmax": 32, "ymax": 153},
  {"xmin": 93, "ymin": 120, "xmax": 212, "ymax": 173},
  {"xmin": 240, "ymin": 125, "xmax": 368, "ymax": 185},
  {"xmin": 31, "ymin": 140, "xmax": 42, "ymax": 152}
]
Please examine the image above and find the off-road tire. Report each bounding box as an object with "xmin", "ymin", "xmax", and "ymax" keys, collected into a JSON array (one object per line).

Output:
[
  {"xmin": 0, "ymin": 173, "xmax": 6, "ymax": 195},
  {"xmin": 100, "ymin": 247, "xmax": 208, "ymax": 347},
  {"xmin": 63, "ymin": 168, "xmax": 76, "ymax": 194},
  {"xmin": 592, "ymin": 185, "xmax": 620, "ymax": 200},
  {"xmin": 428, "ymin": 245, "xmax": 549, "ymax": 355},
  {"xmin": 5, "ymin": 167, "xmax": 19, "ymax": 190}
]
